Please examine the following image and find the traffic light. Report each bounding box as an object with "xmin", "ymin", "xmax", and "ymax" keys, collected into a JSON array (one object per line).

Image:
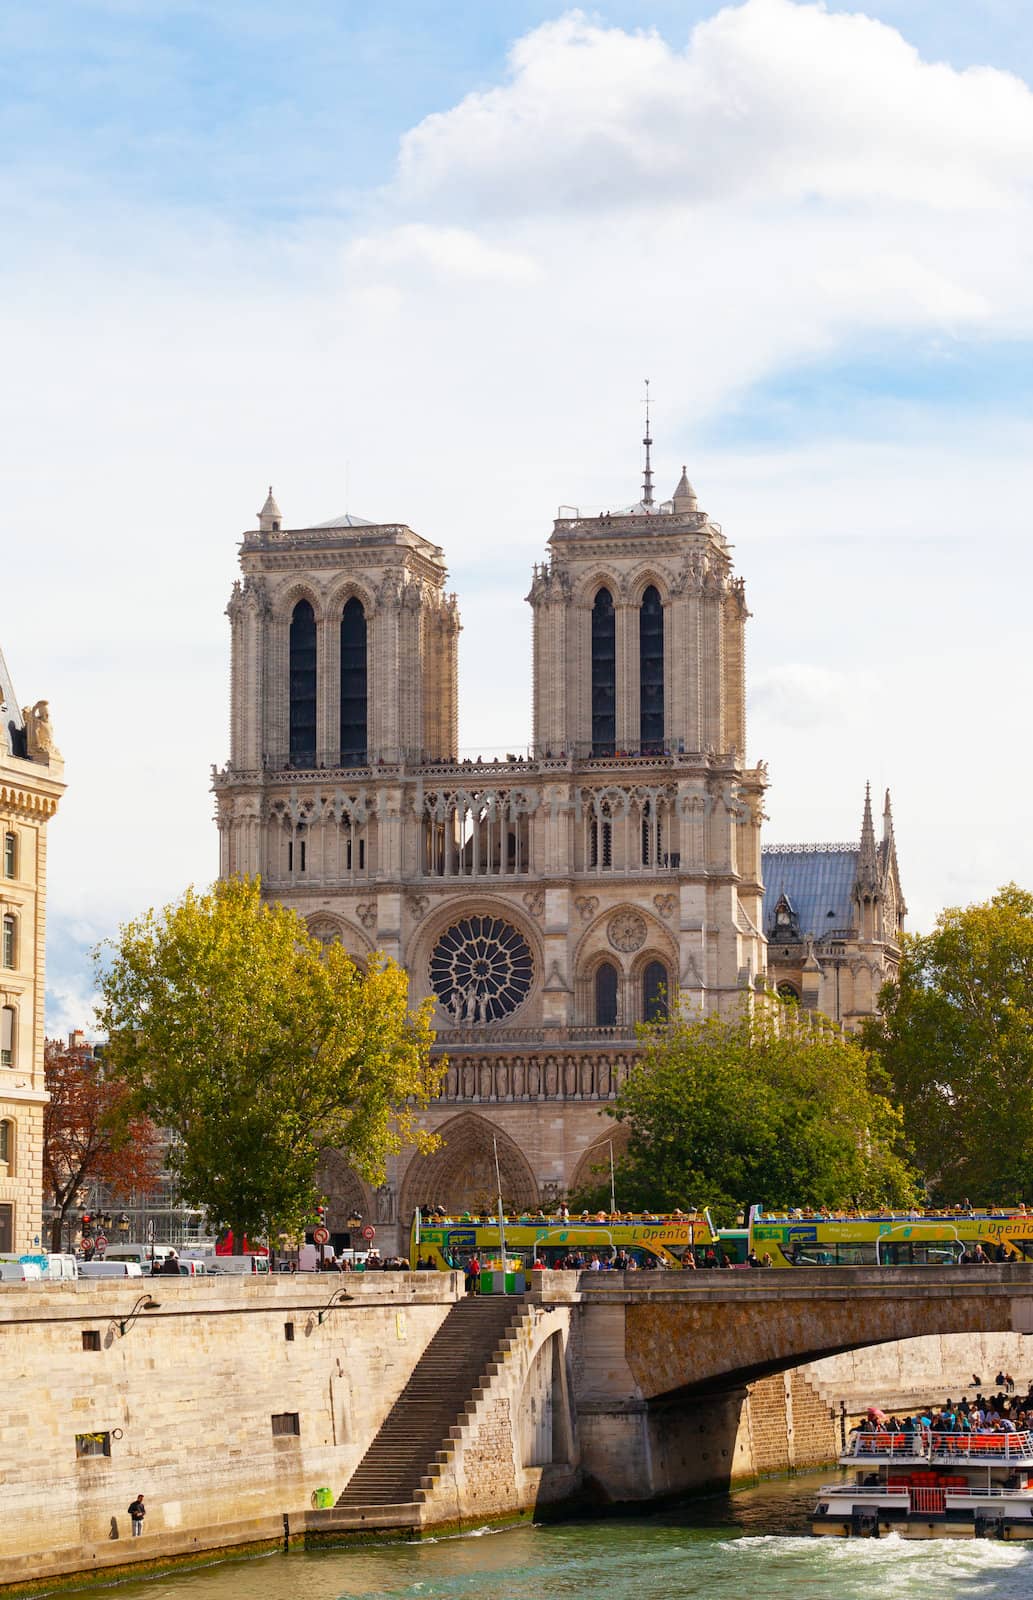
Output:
[
  {"xmin": 316, "ymin": 1205, "xmax": 327, "ymax": 1225},
  {"xmin": 81, "ymin": 1213, "xmax": 92, "ymax": 1231}
]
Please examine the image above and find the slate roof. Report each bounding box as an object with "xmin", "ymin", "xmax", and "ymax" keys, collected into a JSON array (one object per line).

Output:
[
  {"xmin": 0, "ymin": 645, "xmax": 26, "ymax": 760},
  {"xmin": 762, "ymin": 845, "xmax": 859, "ymax": 939},
  {"xmin": 313, "ymin": 513, "xmax": 377, "ymax": 529}
]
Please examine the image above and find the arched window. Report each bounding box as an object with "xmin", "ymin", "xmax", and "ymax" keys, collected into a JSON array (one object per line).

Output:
[
  {"xmin": 639, "ymin": 586, "xmax": 664, "ymax": 753},
  {"xmin": 591, "ymin": 588, "xmax": 616, "ymax": 756},
  {"xmin": 595, "ymin": 962, "xmax": 619, "ymax": 1028},
  {"xmin": 339, "ymin": 597, "xmax": 368, "ymax": 766},
  {"xmin": 289, "ymin": 599, "xmax": 317, "ymax": 766},
  {"xmin": 1, "ymin": 914, "xmax": 14, "ymax": 970},
  {"xmin": 777, "ymin": 981, "xmax": 800, "ymax": 1005},
  {"xmin": 643, "ymin": 960, "xmax": 668, "ymax": 1022},
  {"xmin": 0, "ymin": 1006, "xmax": 13, "ymax": 1067},
  {"xmin": 0, "ymin": 1119, "xmax": 11, "ymax": 1166}
]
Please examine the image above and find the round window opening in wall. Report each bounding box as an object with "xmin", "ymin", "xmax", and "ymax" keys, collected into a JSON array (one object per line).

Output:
[{"xmin": 430, "ymin": 916, "xmax": 533, "ymax": 1024}]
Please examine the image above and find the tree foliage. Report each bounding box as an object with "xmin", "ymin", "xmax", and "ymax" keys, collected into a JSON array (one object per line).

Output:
[
  {"xmin": 862, "ymin": 884, "xmax": 1033, "ymax": 1204},
  {"xmin": 43, "ymin": 1041, "xmax": 162, "ymax": 1252},
  {"xmin": 572, "ymin": 1010, "xmax": 915, "ymax": 1221},
  {"xmin": 95, "ymin": 877, "xmax": 442, "ymax": 1246}
]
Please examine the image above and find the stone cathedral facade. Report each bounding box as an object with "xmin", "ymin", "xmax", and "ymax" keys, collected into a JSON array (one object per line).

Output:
[{"xmin": 214, "ymin": 468, "xmax": 773, "ymax": 1251}]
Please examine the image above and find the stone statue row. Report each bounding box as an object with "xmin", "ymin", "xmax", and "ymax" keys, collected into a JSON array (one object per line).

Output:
[{"xmin": 439, "ymin": 1052, "xmax": 634, "ymax": 1103}]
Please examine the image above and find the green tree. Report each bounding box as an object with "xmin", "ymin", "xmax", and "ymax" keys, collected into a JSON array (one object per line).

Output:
[
  {"xmin": 95, "ymin": 877, "xmax": 441, "ymax": 1248},
  {"xmin": 862, "ymin": 884, "xmax": 1033, "ymax": 1204},
  {"xmin": 572, "ymin": 1010, "xmax": 915, "ymax": 1220}
]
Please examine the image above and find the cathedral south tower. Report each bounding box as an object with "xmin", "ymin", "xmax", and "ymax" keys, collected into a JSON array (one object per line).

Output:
[{"xmin": 215, "ymin": 459, "xmax": 767, "ymax": 1243}]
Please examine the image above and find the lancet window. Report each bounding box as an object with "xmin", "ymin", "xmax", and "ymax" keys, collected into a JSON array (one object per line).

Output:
[
  {"xmin": 339, "ymin": 597, "xmax": 368, "ymax": 766},
  {"xmin": 421, "ymin": 790, "xmax": 532, "ymax": 878},
  {"xmin": 288, "ymin": 600, "xmax": 317, "ymax": 766},
  {"xmin": 591, "ymin": 587, "xmax": 616, "ymax": 756},
  {"xmin": 642, "ymin": 960, "xmax": 669, "ymax": 1023},
  {"xmin": 595, "ymin": 962, "xmax": 619, "ymax": 1028},
  {"xmin": 267, "ymin": 797, "xmax": 372, "ymax": 885},
  {"xmin": 639, "ymin": 585, "xmax": 664, "ymax": 753}
]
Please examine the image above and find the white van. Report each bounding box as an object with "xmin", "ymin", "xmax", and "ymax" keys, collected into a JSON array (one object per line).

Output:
[
  {"xmin": 79, "ymin": 1260, "xmax": 143, "ymax": 1278},
  {"xmin": 42, "ymin": 1253, "xmax": 79, "ymax": 1280},
  {"xmin": 209, "ymin": 1254, "xmax": 271, "ymax": 1276},
  {"xmin": 103, "ymin": 1244, "xmax": 175, "ymax": 1269},
  {"xmin": 0, "ymin": 1260, "xmax": 43, "ymax": 1281}
]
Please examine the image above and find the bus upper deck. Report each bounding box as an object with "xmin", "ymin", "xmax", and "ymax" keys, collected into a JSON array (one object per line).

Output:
[
  {"xmin": 748, "ymin": 1204, "xmax": 1033, "ymax": 1266},
  {"xmin": 410, "ymin": 1210, "xmax": 718, "ymax": 1271}
]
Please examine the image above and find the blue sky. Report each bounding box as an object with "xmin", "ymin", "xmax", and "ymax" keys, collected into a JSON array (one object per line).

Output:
[{"xmin": 1, "ymin": 0, "xmax": 1031, "ymax": 1029}]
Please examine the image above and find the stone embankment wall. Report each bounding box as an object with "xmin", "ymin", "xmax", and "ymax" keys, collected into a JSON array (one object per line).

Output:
[
  {"xmin": 4, "ymin": 1273, "xmax": 1033, "ymax": 1592},
  {"xmin": 802, "ymin": 1332, "xmax": 1033, "ymax": 1411},
  {"xmin": 415, "ymin": 1298, "xmax": 579, "ymax": 1524},
  {"xmin": 0, "ymin": 1274, "xmax": 462, "ymax": 1588}
]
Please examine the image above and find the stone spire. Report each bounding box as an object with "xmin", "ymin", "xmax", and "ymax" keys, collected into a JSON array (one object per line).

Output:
[
  {"xmin": 672, "ymin": 466, "xmax": 698, "ymax": 515},
  {"xmin": 882, "ymin": 788, "xmax": 901, "ymax": 883},
  {"xmin": 856, "ymin": 781, "xmax": 879, "ymax": 891},
  {"xmin": 257, "ymin": 486, "xmax": 282, "ymax": 534}
]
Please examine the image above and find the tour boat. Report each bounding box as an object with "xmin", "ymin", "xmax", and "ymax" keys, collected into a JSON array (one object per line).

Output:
[{"xmin": 812, "ymin": 1427, "xmax": 1033, "ymax": 1539}]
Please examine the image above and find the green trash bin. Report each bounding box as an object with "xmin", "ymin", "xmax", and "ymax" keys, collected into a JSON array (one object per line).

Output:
[{"xmin": 311, "ymin": 1486, "xmax": 334, "ymax": 1509}]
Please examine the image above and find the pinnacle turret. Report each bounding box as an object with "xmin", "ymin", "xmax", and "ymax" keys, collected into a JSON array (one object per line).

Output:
[
  {"xmin": 257, "ymin": 486, "xmax": 282, "ymax": 533},
  {"xmin": 672, "ymin": 466, "xmax": 698, "ymax": 515},
  {"xmin": 856, "ymin": 780, "xmax": 879, "ymax": 890}
]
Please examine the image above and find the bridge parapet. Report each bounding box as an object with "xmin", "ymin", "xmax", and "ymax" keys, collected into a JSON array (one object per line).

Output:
[{"xmin": 528, "ymin": 1264, "xmax": 1033, "ymax": 1398}]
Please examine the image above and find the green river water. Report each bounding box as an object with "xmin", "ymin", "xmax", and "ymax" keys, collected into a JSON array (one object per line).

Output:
[{"xmin": 80, "ymin": 1475, "xmax": 1033, "ymax": 1600}]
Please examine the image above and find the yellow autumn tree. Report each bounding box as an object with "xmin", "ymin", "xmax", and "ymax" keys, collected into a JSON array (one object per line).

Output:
[{"xmin": 96, "ymin": 877, "xmax": 441, "ymax": 1248}]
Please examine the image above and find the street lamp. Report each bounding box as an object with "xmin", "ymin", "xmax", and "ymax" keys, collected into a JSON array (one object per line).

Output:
[
  {"xmin": 316, "ymin": 1288, "xmax": 354, "ymax": 1325},
  {"xmin": 111, "ymin": 1295, "xmax": 161, "ymax": 1338}
]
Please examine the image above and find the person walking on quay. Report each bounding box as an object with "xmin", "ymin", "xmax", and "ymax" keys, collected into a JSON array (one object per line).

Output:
[{"xmin": 128, "ymin": 1495, "xmax": 146, "ymax": 1537}]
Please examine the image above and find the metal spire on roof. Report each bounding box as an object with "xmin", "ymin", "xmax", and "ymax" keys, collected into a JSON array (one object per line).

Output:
[{"xmin": 642, "ymin": 379, "xmax": 654, "ymax": 507}]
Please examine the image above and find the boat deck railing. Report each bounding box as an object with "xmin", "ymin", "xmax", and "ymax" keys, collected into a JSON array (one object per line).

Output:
[{"xmin": 843, "ymin": 1429, "xmax": 1033, "ymax": 1463}]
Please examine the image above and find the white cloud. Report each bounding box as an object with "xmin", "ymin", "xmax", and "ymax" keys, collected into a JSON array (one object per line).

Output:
[
  {"xmin": 1, "ymin": 0, "xmax": 1031, "ymax": 1035},
  {"xmin": 349, "ymin": 224, "xmax": 542, "ymax": 285},
  {"xmin": 397, "ymin": 2, "xmax": 1033, "ymax": 218}
]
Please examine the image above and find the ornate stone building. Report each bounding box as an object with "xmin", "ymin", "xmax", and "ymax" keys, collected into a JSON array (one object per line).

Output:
[
  {"xmin": 0, "ymin": 651, "xmax": 64, "ymax": 1252},
  {"xmin": 762, "ymin": 785, "xmax": 905, "ymax": 1030},
  {"xmin": 214, "ymin": 460, "xmax": 769, "ymax": 1251}
]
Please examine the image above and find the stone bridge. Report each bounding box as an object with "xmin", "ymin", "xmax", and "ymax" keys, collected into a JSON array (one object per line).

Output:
[{"xmin": 536, "ymin": 1265, "xmax": 1033, "ymax": 1502}]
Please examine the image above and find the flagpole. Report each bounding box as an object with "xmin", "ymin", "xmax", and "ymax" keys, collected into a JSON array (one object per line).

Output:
[
  {"xmin": 493, "ymin": 1135, "xmax": 507, "ymax": 1275},
  {"xmin": 609, "ymin": 1140, "xmax": 616, "ymax": 1215}
]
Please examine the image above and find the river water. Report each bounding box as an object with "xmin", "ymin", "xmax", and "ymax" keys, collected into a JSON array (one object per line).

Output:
[{"xmin": 90, "ymin": 1475, "xmax": 1033, "ymax": 1600}]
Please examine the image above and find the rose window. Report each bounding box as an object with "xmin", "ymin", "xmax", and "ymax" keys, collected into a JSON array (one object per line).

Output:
[{"xmin": 430, "ymin": 916, "xmax": 533, "ymax": 1023}]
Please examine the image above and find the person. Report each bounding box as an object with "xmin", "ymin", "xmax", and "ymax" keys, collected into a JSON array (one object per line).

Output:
[
  {"xmin": 128, "ymin": 1494, "xmax": 146, "ymax": 1537},
  {"xmin": 746, "ymin": 1249, "xmax": 760, "ymax": 1268},
  {"xmin": 161, "ymin": 1253, "xmax": 181, "ymax": 1277},
  {"xmin": 465, "ymin": 1254, "xmax": 481, "ymax": 1295}
]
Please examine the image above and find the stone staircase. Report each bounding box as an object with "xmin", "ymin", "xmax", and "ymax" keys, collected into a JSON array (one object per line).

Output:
[{"xmin": 335, "ymin": 1295, "xmax": 527, "ymax": 1516}]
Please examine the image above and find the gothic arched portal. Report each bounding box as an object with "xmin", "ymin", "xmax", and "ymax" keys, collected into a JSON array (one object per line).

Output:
[
  {"xmin": 399, "ymin": 1113, "xmax": 539, "ymax": 1219},
  {"xmin": 315, "ymin": 1149, "xmax": 373, "ymax": 1230}
]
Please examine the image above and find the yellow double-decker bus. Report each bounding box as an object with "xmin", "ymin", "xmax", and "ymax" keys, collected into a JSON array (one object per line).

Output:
[
  {"xmin": 748, "ymin": 1204, "xmax": 1033, "ymax": 1266},
  {"xmin": 410, "ymin": 1211, "xmax": 717, "ymax": 1271}
]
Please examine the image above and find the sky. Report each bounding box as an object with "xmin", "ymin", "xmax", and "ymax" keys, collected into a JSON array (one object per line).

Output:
[{"xmin": 2, "ymin": 0, "xmax": 1031, "ymax": 1032}]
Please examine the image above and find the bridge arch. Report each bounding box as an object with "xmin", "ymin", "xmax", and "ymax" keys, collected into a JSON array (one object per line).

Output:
[{"xmin": 587, "ymin": 1267, "xmax": 1033, "ymax": 1401}]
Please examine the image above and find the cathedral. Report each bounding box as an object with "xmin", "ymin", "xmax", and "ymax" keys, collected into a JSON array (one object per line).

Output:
[{"xmin": 213, "ymin": 443, "xmax": 901, "ymax": 1254}]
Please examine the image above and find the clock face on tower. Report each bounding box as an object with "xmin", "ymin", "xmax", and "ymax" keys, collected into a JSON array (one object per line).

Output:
[{"xmin": 430, "ymin": 915, "xmax": 533, "ymax": 1024}]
